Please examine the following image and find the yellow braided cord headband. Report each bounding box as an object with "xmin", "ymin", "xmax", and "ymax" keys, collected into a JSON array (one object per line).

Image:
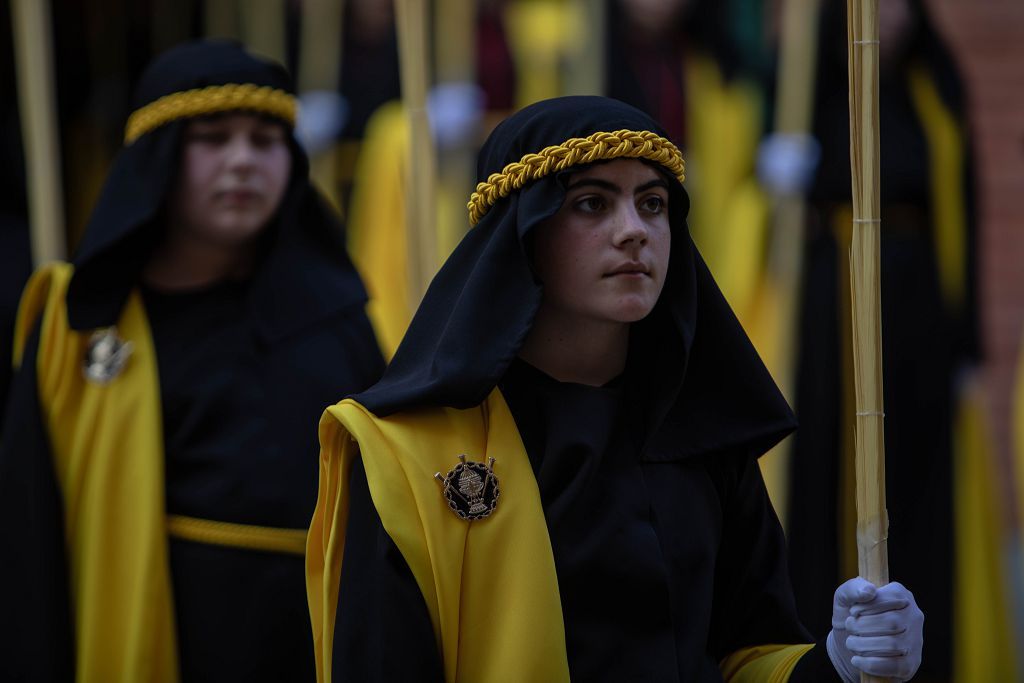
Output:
[
  {"xmin": 123, "ymin": 83, "xmax": 297, "ymax": 144},
  {"xmin": 467, "ymin": 129, "xmax": 685, "ymax": 226}
]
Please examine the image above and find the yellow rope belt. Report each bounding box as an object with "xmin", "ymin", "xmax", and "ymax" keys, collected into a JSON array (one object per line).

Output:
[
  {"xmin": 124, "ymin": 83, "xmax": 297, "ymax": 144},
  {"xmin": 167, "ymin": 514, "xmax": 307, "ymax": 556},
  {"xmin": 467, "ymin": 129, "xmax": 686, "ymax": 226}
]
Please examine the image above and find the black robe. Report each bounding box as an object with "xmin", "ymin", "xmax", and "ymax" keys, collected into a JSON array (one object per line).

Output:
[
  {"xmin": 332, "ymin": 358, "xmax": 839, "ymax": 682},
  {"xmin": 0, "ymin": 277, "xmax": 383, "ymax": 682}
]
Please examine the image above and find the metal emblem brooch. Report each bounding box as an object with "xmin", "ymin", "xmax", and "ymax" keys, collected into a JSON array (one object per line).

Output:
[
  {"xmin": 434, "ymin": 454, "xmax": 500, "ymax": 521},
  {"xmin": 83, "ymin": 327, "xmax": 133, "ymax": 384}
]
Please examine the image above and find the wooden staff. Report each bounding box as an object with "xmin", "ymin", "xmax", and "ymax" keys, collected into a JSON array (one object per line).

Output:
[
  {"xmin": 564, "ymin": 0, "xmax": 605, "ymax": 96},
  {"xmin": 768, "ymin": 0, "xmax": 820, "ymax": 395},
  {"xmin": 241, "ymin": 0, "xmax": 287, "ymax": 65},
  {"xmin": 847, "ymin": 4, "xmax": 888, "ymax": 681},
  {"xmin": 11, "ymin": 0, "xmax": 66, "ymax": 264},
  {"xmin": 395, "ymin": 0, "xmax": 438, "ymax": 304},
  {"xmin": 297, "ymin": 0, "xmax": 345, "ymax": 209},
  {"xmin": 760, "ymin": 0, "xmax": 822, "ymax": 530}
]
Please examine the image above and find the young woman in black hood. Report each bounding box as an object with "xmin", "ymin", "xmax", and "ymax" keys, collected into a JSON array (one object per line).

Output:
[
  {"xmin": 307, "ymin": 96, "xmax": 923, "ymax": 682},
  {"xmin": 0, "ymin": 41, "xmax": 383, "ymax": 681}
]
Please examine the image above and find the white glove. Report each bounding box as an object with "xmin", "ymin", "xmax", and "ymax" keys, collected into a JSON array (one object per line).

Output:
[
  {"xmin": 428, "ymin": 81, "xmax": 484, "ymax": 150},
  {"xmin": 827, "ymin": 577, "xmax": 924, "ymax": 683},
  {"xmin": 756, "ymin": 132, "xmax": 821, "ymax": 196},
  {"xmin": 295, "ymin": 90, "xmax": 349, "ymax": 155}
]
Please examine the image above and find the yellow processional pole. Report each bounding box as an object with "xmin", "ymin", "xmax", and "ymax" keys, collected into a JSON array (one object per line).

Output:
[
  {"xmin": 395, "ymin": 0, "xmax": 438, "ymax": 303},
  {"xmin": 759, "ymin": 0, "xmax": 821, "ymax": 529},
  {"xmin": 297, "ymin": 0, "xmax": 345, "ymax": 209},
  {"xmin": 846, "ymin": 4, "xmax": 888, "ymax": 682},
  {"xmin": 11, "ymin": 0, "xmax": 66, "ymax": 264},
  {"xmin": 241, "ymin": 0, "xmax": 287, "ymax": 65}
]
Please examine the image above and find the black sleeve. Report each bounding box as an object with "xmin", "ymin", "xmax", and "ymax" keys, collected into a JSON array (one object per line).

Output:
[
  {"xmin": 331, "ymin": 456, "xmax": 443, "ymax": 682},
  {"xmin": 0, "ymin": 325, "xmax": 74, "ymax": 682},
  {"xmin": 708, "ymin": 454, "xmax": 841, "ymax": 681}
]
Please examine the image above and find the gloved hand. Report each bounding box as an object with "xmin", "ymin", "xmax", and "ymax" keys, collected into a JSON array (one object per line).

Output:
[
  {"xmin": 756, "ymin": 132, "xmax": 821, "ymax": 196},
  {"xmin": 826, "ymin": 577, "xmax": 924, "ymax": 683},
  {"xmin": 295, "ymin": 90, "xmax": 349, "ymax": 155},
  {"xmin": 428, "ymin": 81, "xmax": 485, "ymax": 150}
]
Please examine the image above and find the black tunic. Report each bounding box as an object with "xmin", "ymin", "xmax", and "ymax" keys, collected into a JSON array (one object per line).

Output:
[
  {"xmin": 333, "ymin": 359, "xmax": 839, "ymax": 681},
  {"xmin": 0, "ymin": 280, "xmax": 384, "ymax": 682}
]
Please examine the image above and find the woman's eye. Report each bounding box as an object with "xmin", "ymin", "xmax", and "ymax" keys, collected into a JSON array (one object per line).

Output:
[
  {"xmin": 574, "ymin": 196, "xmax": 606, "ymax": 213},
  {"xmin": 252, "ymin": 129, "xmax": 284, "ymax": 148},
  {"xmin": 640, "ymin": 195, "xmax": 666, "ymax": 214}
]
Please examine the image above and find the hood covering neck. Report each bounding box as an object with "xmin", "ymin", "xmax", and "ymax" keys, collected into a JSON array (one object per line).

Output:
[
  {"xmin": 357, "ymin": 96, "xmax": 795, "ymax": 459},
  {"xmin": 66, "ymin": 40, "xmax": 367, "ymax": 340}
]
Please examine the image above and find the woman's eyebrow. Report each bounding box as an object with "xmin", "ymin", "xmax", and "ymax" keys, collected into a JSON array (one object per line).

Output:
[
  {"xmin": 636, "ymin": 178, "xmax": 670, "ymax": 193},
  {"xmin": 565, "ymin": 178, "xmax": 620, "ymax": 192}
]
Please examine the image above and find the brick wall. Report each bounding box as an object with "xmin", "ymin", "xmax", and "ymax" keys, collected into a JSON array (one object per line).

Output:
[{"xmin": 927, "ymin": 0, "xmax": 1024, "ymax": 514}]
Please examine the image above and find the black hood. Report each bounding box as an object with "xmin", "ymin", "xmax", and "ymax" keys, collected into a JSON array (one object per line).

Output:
[
  {"xmin": 66, "ymin": 39, "xmax": 367, "ymax": 340},
  {"xmin": 356, "ymin": 95, "xmax": 795, "ymax": 459}
]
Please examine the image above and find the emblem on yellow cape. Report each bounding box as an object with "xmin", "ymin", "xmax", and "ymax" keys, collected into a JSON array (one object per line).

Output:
[
  {"xmin": 434, "ymin": 454, "xmax": 500, "ymax": 521},
  {"xmin": 83, "ymin": 327, "xmax": 133, "ymax": 383}
]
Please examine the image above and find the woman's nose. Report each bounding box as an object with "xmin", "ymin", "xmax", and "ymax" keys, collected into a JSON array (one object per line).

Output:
[{"xmin": 613, "ymin": 206, "xmax": 648, "ymax": 246}]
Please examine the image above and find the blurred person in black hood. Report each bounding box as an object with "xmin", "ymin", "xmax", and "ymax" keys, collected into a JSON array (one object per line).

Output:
[
  {"xmin": 0, "ymin": 40, "xmax": 383, "ymax": 682},
  {"xmin": 778, "ymin": 2, "xmax": 982, "ymax": 679},
  {"xmin": 306, "ymin": 96, "xmax": 924, "ymax": 683}
]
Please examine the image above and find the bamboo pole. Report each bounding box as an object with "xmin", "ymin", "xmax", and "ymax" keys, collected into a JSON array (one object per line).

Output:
[
  {"xmin": 241, "ymin": 0, "xmax": 287, "ymax": 65},
  {"xmin": 297, "ymin": 0, "xmax": 345, "ymax": 210},
  {"xmin": 847, "ymin": 3, "xmax": 888, "ymax": 681},
  {"xmin": 11, "ymin": 0, "xmax": 66, "ymax": 264},
  {"xmin": 395, "ymin": 0, "xmax": 438, "ymax": 304},
  {"xmin": 204, "ymin": 0, "xmax": 242, "ymax": 40},
  {"xmin": 434, "ymin": 0, "xmax": 477, "ymax": 257},
  {"xmin": 564, "ymin": 0, "xmax": 605, "ymax": 96}
]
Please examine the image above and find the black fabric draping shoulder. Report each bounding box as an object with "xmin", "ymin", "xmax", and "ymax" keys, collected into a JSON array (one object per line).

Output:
[
  {"xmin": 355, "ymin": 95, "xmax": 796, "ymax": 460},
  {"xmin": 65, "ymin": 40, "xmax": 368, "ymax": 340}
]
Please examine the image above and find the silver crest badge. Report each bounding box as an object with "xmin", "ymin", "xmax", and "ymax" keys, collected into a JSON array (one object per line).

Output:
[
  {"xmin": 83, "ymin": 328, "xmax": 133, "ymax": 384},
  {"xmin": 434, "ymin": 454, "xmax": 500, "ymax": 521}
]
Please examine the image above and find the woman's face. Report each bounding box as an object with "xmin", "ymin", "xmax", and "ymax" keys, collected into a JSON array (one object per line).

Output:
[
  {"xmin": 532, "ymin": 159, "xmax": 672, "ymax": 326},
  {"xmin": 168, "ymin": 113, "xmax": 292, "ymax": 248}
]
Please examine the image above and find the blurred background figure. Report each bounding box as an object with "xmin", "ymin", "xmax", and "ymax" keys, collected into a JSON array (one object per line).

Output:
[
  {"xmin": 607, "ymin": 0, "xmax": 773, "ymax": 324},
  {"xmin": 758, "ymin": 1, "xmax": 1016, "ymax": 680},
  {"xmin": 0, "ymin": 40, "xmax": 382, "ymax": 681}
]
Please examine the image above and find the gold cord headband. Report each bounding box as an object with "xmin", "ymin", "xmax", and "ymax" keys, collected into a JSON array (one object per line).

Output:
[
  {"xmin": 467, "ymin": 129, "xmax": 685, "ymax": 226},
  {"xmin": 123, "ymin": 83, "xmax": 297, "ymax": 144}
]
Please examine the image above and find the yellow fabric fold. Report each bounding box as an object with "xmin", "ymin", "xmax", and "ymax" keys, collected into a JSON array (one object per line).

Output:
[
  {"xmin": 907, "ymin": 66, "xmax": 967, "ymax": 315},
  {"xmin": 719, "ymin": 643, "xmax": 815, "ymax": 683},
  {"xmin": 952, "ymin": 378, "xmax": 1019, "ymax": 681},
  {"xmin": 306, "ymin": 389, "xmax": 569, "ymax": 683},
  {"xmin": 345, "ymin": 101, "xmax": 412, "ymax": 360},
  {"xmin": 15, "ymin": 263, "xmax": 179, "ymax": 683}
]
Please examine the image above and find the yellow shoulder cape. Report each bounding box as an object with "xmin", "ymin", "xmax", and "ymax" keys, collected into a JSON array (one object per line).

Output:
[
  {"xmin": 14, "ymin": 263, "xmax": 179, "ymax": 682},
  {"xmin": 306, "ymin": 389, "xmax": 813, "ymax": 682}
]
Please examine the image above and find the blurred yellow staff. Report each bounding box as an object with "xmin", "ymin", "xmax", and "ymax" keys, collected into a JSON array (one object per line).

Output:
[
  {"xmin": 564, "ymin": 0, "xmax": 605, "ymax": 96},
  {"xmin": 757, "ymin": 0, "xmax": 822, "ymax": 529},
  {"xmin": 11, "ymin": 0, "xmax": 66, "ymax": 264},
  {"xmin": 242, "ymin": 0, "xmax": 287, "ymax": 65},
  {"xmin": 434, "ymin": 0, "xmax": 477, "ymax": 258},
  {"xmin": 395, "ymin": 0, "xmax": 438, "ymax": 303},
  {"xmin": 846, "ymin": 7, "xmax": 888, "ymax": 683},
  {"xmin": 768, "ymin": 0, "xmax": 820, "ymax": 399},
  {"xmin": 297, "ymin": 0, "xmax": 345, "ymax": 208}
]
